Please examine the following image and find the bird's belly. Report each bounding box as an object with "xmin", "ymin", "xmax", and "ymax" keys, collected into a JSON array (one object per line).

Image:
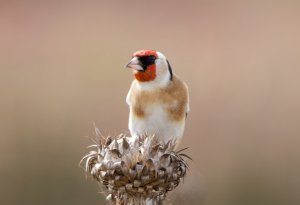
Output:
[{"xmin": 128, "ymin": 105, "xmax": 185, "ymax": 143}]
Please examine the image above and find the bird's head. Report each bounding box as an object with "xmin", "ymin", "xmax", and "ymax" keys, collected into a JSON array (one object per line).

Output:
[{"xmin": 125, "ymin": 50, "xmax": 173, "ymax": 85}]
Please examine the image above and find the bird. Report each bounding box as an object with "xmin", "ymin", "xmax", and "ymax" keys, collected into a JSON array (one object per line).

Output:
[{"xmin": 125, "ymin": 50, "xmax": 190, "ymax": 147}]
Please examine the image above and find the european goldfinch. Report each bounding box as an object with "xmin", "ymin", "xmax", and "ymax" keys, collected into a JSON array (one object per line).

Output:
[{"xmin": 125, "ymin": 50, "xmax": 189, "ymax": 146}]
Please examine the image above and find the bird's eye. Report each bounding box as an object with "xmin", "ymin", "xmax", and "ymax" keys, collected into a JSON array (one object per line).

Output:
[
  {"xmin": 148, "ymin": 55, "xmax": 156, "ymax": 60},
  {"xmin": 138, "ymin": 55, "xmax": 156, "ymax": 70},
  {"xmin": 140, "ymin": 56, "xmax": 155, "ymax": 63}
]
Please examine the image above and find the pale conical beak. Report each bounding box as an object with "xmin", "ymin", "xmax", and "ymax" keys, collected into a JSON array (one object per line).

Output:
[{"xmin": 125, "ymin": 57, "xmax": 143, "ymax": 71}]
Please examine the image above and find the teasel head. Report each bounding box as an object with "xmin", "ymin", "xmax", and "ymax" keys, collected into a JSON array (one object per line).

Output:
[{"xmin": 81, "ymin": 128, "xmax": 191, "ymax": 205}]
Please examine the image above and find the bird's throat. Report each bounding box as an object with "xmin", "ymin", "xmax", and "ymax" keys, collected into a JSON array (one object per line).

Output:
[{"xmin": 134, "ymin": 65, "xmax": 156, "ymax": 82}]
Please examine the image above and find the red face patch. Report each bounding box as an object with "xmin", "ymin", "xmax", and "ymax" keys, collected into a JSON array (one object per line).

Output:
[
  {"xmin": 133, "ymin": 50, "xmax": 158, "ymax": 58},
  {"xmin": 134, "ymin": 64, "xmax": 156, "ymax": 82}
]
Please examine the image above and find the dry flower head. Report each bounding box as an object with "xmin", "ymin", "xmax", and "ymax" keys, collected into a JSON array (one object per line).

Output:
[{"xmin": 81, "ymin": 129, "xmax": 190, "ymax": 205}]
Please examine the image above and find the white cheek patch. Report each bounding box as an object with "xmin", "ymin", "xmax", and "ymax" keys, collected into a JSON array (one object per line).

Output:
[
  {"xmin": 156, "ymin": 51, "xmax": 166, "ymax": 60},
  {"xmin": 155, "ymin": 59, "xmax": 163, "ymax": 67}
]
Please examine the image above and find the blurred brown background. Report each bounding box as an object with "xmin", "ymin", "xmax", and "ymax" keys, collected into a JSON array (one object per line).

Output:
[{"xmin": 1, "ymin": 1, "xmax": 300, "ymax": 205}]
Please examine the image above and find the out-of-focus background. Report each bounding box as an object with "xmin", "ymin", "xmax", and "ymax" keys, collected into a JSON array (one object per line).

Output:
[{"xmin": 1, "ymin": 1, "xmax": 300, "ymax": 205}]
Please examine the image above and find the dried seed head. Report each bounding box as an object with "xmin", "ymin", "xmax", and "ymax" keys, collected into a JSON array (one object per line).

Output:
[{"xmin": 81, "ymin": 133, "xmax": 190, "ymax": 205}]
